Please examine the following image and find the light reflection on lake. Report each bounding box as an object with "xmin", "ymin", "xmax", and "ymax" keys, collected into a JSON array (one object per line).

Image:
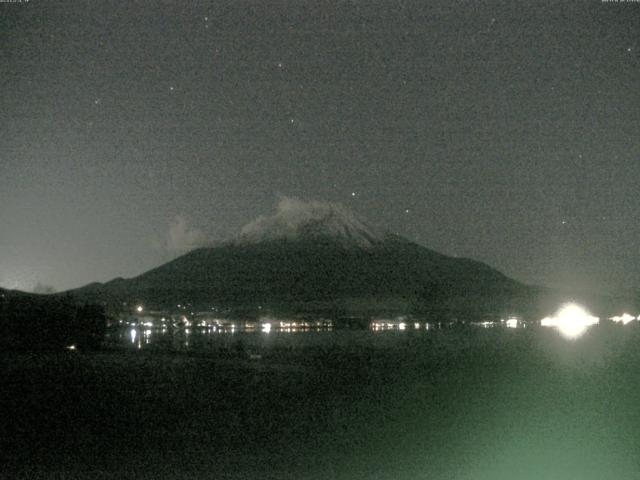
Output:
[
  {"xmin": 105, "ymin": 320, "xmax": 508, "ymax": 352},
  {"xmin": 105, "ymin": 304, "xmax": 636, "ymax": 352},
  {"xmin": 106, "ymin": 322, "xmax": 436, "ymax": 351},
  {"xmin": 109, "ymin": 323, "xmax": 339, "ymax": 351}
]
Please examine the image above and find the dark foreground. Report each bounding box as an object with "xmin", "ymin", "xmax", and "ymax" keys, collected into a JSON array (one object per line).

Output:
[{"xmin": 3, "ymin": 326, "xmax": 640, "ymax": 479}]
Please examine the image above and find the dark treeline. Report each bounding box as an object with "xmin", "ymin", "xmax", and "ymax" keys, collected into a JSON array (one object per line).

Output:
[{"xmin": 0, "ymin": 293, "xmax": 106, "ymax": 351}]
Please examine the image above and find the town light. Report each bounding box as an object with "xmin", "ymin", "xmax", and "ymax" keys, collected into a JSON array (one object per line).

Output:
[
  {"xmin": 610, "ymin": 313, "xmax": 636, "ymax": 325},
  {"xmin": 541, "ymin": 303, "xmax": 599, "ymax": 339}
]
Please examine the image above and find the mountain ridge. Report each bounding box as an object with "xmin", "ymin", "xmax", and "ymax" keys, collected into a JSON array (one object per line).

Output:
[
  {"xmin": 69, "ymin": 214, "xmax": 528, "ymax": 319},
  {"xmin": 62, "ymin": 199, "xmax": 639, "ymax": 320}
]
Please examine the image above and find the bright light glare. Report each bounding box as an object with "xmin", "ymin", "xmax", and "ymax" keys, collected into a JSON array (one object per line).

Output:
[
  {"xmin": 540, "ymin": 303, "xmax": 599, "ymax": 339},
  {"xmin": 261, "ymin": 323, "xmax": 271, "ymax": 333},
  {"xmin": 136, "ymin": 305, "xmax": 143, "ymax": 313},
  {"xmin": 130, "ymin": 328, "xmax": 137, "ymax": 343},
  {"xmin": 610, "ymin": 313, "xmax": 636, "ymax": 325},
  {"xmin": 505, "ymin": 318, "xmax": 518, "ymax": 329}
]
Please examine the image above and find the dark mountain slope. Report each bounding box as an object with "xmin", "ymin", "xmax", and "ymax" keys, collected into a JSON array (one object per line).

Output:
[
  {"xmin": 71, "ymin": 237, "xmax": 527, "ymax": 318},
  {"xmin": 69, "ymin": 198, "xmax": 638, "ymax": 319}
]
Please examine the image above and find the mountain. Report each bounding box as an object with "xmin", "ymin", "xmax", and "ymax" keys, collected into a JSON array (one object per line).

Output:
[
  {"xmin": 0, "ymin": 287, "xmax": 106, "ymax": 350},
  {"xmin": 69, "ymin": 199, "xmax": 521, "ymax": 318},
  {"xmin": 68, "ymin": 198, "xmax": 636, "ymax": 320}
]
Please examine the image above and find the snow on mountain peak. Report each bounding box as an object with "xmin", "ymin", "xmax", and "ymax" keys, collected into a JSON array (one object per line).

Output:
[{"xmin": 235, "ymin": 197, "xmax": 387, "ymax": 247}]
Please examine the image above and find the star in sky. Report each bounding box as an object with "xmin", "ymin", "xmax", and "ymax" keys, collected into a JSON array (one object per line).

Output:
[{"xmin": 2, "ymin": 1, "xmax": 639, "ymax": 293}]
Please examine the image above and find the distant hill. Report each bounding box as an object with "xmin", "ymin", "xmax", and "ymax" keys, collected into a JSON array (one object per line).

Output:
[
  {"xmin": 68, "ymin": 198, "xmax": 638, "ymax": 320},
  {"xmin": 0, "ymin": 288, "xmax": 106, "ymax": 350}
]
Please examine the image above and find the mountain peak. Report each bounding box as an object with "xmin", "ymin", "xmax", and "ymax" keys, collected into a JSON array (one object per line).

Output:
[{"xmin": 234, "ymin": 197, "xmax": 387, "ymax": 248}]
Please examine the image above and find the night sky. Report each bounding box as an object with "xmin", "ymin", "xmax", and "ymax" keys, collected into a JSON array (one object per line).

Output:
[{"xmin": 1, "ymin": 0, "xmax": 638, "ymax": 294}]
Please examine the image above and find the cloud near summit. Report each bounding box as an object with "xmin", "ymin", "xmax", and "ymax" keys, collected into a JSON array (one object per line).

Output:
[
  {"xmin": 237, "ymin": 197, "xmax": 383, "ymax": 245},
  {"xmin": 154, "ymin": 214, "xmax": 209, "ymax": 254},
  {"xmin": 240, "ymin": 197, "xmax": 338, "ymax": 235}
]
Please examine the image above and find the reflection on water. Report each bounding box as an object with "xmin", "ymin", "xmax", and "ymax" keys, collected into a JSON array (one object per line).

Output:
[
  {"xmin": 129, "ymin": 327, "xmax": 142, "ymax": 349},
  {"xmin": 105, "ymin": 302, "xmax": 640, "ymax": 351},
  {"xmin": 371, "ymin": 318, "xmax": 428, "ymax": 331},
  {"xmin": 111, "ymin": 320, "xmax": 337, "ymax": 351},
  {"xmin": 110, "ymin": 318, "xmax": 521, "ymax": 352}
]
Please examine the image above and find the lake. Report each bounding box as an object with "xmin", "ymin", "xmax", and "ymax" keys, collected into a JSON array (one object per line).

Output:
[{"xmin": 3, "ymin": 322, "xmax": 640, "ymax": 479}]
